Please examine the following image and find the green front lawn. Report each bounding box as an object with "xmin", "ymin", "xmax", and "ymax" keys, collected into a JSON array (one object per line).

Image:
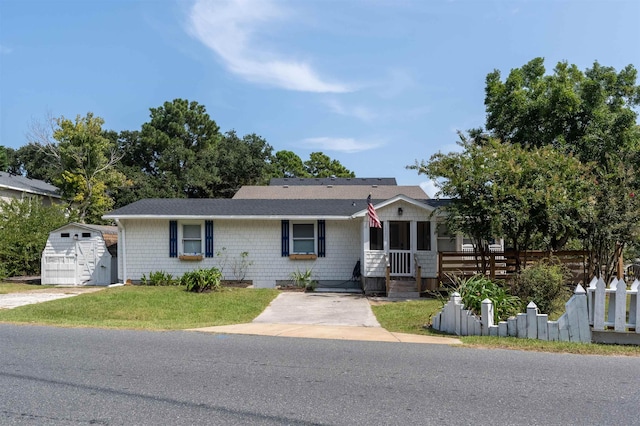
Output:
[
  {"xmin": 371, "ymin": 299, "xmax": 446, "ymax": 336},
  {"xmin": 0, "ymin": 286, "xmax": 279, "ymax": 330}
]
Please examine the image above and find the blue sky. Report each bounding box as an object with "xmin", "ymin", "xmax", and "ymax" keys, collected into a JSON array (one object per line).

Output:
[{"xmin": 1, "ymin": 0, "xmax": 639, "ymax": 195}]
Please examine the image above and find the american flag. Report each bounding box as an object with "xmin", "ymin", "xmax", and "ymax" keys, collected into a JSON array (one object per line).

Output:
[{"xmin": 367, "ymin": 194, "xmax": 382, "ymax": 228}]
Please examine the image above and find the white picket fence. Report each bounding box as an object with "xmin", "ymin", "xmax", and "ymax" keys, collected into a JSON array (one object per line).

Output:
[
  {"xmin": 432, "ymin": 277, "xmax": 640, "ymax": 343},
  {"xmin": 587, "ymin": 276, "xmax": 640, "ymax": 332}
]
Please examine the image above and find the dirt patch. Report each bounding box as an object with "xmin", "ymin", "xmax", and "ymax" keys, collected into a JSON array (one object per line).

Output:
[{"xmin": 21, "ymin": 287, "xmax": 106, "ymax": 295}]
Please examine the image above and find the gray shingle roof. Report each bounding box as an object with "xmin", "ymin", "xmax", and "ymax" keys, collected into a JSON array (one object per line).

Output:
[
  {"xmin": 104, "ymin": 197, "xmax": 446, "ymax": 219},
  {"xmin": 269, "ymin": 177, "xmax": 397, "ymax": 186},
  {"xmin": 0, "ymin": 172, "xmax": 60, "ymax": 198}
]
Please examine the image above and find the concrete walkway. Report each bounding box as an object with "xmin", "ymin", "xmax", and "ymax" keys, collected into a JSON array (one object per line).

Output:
[{"xmin": 192, "ymin": 292, "xmax": 461, "ymax": 345}]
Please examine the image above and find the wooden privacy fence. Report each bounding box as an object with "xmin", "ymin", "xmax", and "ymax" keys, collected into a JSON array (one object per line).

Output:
[{"xmin": 438, "ymin": 250, "xmax": 588, "ymax": 283}]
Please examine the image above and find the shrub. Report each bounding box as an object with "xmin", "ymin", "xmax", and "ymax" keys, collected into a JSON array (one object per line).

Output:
[
  {"xmin": 448, "ymin": 274, "xmax": 521, "ymax": 322},
  {"xmin": 0, "ymin": 198, "xmax": 68, "ymax": 277},
  {"xmin": 290, "ymin": 268, "xmax": 317, "ymax": 292},
  {"xmin": 180, "ymin": 267, "xmax": 222, "ymax": 293},
  {"xmin": 231, "ymin": 251, "xmax": 253, "ymax": 282},
  {"xmin": 514, "ymin": 259, "xmax": 570, "ymax": 314},
  {"xmin": 140, "ymin": 270, "xmax": 176, "ymax": 286}
]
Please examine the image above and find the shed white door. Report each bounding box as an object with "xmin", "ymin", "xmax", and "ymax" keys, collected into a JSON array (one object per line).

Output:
[{"xmin": 75, "ymin": 241, "xmax": 97, "ymax": 285}]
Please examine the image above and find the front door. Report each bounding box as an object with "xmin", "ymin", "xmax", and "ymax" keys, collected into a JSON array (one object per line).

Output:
[{"xmin": 389, "ymin": 221, "xmax": 412, "ymax": 276}]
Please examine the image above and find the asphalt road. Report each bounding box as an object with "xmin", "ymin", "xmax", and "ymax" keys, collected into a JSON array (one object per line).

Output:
[{"xmin": 1, "ymin": 325, "xmax": 638, "ymax": 425}]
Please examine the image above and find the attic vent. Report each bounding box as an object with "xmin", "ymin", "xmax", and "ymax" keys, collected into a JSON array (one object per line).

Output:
[{"xmin": 61, "ymin": 233, "xmax": 70, "ymax": 238}]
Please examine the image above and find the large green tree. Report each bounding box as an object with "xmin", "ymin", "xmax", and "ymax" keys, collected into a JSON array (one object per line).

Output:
[
  {"xmin": 484, "ymin": 58, "xmax": 640, "ymax": 278},
  {"xmin": 411, "ymin": 135, "xmax": 593, "ymax": 271},
  {"xmin": 115, "ymin": 99, "xmax": 222, "ymax": 204},
  {"xmin": 303, "ymin": 152, "xmax": 355, "ymax": 178},
  {"xmin": 53, "ymin": 113, "xmax": 127, "ymax": 223},
  {"xmin": 0, "ymin": 146, "xmax": 8, "ymax": 172},
  {"xmin": 271, "ymin": 150, "xmax": 310, "ymax": 178},
  {"xmin": 214, "ymin": 130, "xmax": 274, "ymax": 197}
]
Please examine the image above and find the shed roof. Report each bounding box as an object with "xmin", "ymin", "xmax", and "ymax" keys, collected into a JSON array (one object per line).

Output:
[{"xmin": 0, "ymin": 172, "xmax": 61, "ymax": 198}]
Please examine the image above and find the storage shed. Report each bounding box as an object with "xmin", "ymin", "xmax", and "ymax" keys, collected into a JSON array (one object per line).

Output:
[{"xmin": 41, "ymin": 223, "xmax": 118, "ymax": 285}]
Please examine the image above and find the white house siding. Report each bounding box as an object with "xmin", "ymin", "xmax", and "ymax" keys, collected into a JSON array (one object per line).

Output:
[
  {"xmin": 0, "ymin": 188, "xmax": 57, "ymax": 206},
  {"xmin": 42, "ymin": 225, "xmax": 112, "ymax": 285},
  {"xmin": 121, "ymin": 218, "xmax": 361, "ymax": 288},
  {"xmin": 361, "ymin": 200, "xmax": 439, "ymax": 278}
]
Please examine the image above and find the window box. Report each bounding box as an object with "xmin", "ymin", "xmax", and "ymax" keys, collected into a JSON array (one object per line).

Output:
[
  {"xmin": 179, "ymin": 254, "xmax": 203, "ymax": 261},
  {"xmin": 289, "ymin": 254, "xmax": 317, "ymax": 260}
]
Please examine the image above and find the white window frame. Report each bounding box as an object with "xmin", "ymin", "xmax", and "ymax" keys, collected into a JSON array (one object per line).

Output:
[
  {"xmin": 180, "ymin": 221, "xmax": 204, "ymax": 255},
  {"xmin": 290, "ymin": 221, "xmax": 316, "ymax": 255}
]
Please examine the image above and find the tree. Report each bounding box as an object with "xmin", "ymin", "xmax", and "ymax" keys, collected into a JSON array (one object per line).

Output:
[
  {"xmin": 0, "ymin": 198, "xmax": 69, "ymax": 276},
  {"xmin": 484, "ymin": 58, "xmax": 640, "ymax": 278},
  {"xmin": 271, "ymin": 150, "xmax": 310, "ymax": 178},
  {"xmin": 0, "ymin": 146, "xmax": 8, "ymax": 171},
  {"xmin": 303, "ymin": 152, "xmax": 355, "ymax": 178},
  {"xmin": 28, "ymin": 113, "xmax": 127, "ymax": 223},
  {"xmin": 411, "ymin": 135, "xmax": 593, "ymax": 272},
  {"xmin": 214, "ymin": 131, "xmax": 274, "ymax": 197},
  {"xmin": 485, "ymin": 58, "xmax": 640, "ymax": 164},
  {"xmin": 9, "ymin": 143, "xmax": 60, "ymax": 181},
  {"xmin": 116, "ymin": 99, "xmax": 222, "ymax": 202}
]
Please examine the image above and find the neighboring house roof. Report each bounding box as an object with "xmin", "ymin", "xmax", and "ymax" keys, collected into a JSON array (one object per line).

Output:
[
  {"xmin": 104, "ymin": 198, "xmax": 444, "ymax": 220},
  {"xmin": 233, "ymin": 185, "xmax": 428, "ymax": 200},
  {"xmin": 269, "ymin": 177, "xmax": 397, "ymax": 186},
  {"xmin": 0, "ymin": 172, "xmax": 61, "ymax": 198}
]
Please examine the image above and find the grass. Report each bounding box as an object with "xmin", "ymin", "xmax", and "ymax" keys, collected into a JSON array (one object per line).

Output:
[
  {"xmin": 371, "ymin": 297, "xmax": 640, "ymax": 356},
  {"xmin": 461, "ymin": 336, "xmax": 640, "ymax": 356},
  {"xmin": 371, "ymin": 299, "xmax": 449, "ymax": 336},
  {"xmin": 0, "ymin": 286, "xmax": 279, "ymax": 330}
]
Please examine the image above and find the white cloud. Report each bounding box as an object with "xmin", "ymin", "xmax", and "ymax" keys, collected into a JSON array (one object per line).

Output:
[
  {"xmin": 323, "ymin": 98, "xmax": 376, "ymax": 122},
  {"xmin": 419, "ymin": 180, "xmax": 440, "ymax": 198},
  {"xmin": 188, "ymin": 0, "xmax": 350, "ymax": 93},
  {"xmin": 301, "ymin": 137, "xmax": 382, "ymax": 153}
]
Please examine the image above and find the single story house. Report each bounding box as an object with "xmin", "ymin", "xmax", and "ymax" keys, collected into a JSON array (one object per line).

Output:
[
  {"xmin": 0, "ymin": 171, "xmax": 61, "ymax": 206},
  {"xmin": 103, "ymin": 177, "xmax": 467, "ymax": 294},
  {"xmin": 41, "ymin": 223, "xmax": 118, "ymax": 285}
]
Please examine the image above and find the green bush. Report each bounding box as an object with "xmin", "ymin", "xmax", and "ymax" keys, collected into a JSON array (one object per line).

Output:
[
  {"xmin": 514, "ymin": 259, "xmax": 570, "ymax": 314},
  {"xmin": 448, "ymin": 274, "xmax": 521, "ymax": 322},
  {"xmin": 0, "ymin": 198, "xmax": 69, "ymax": 277},
  {"xmin": 180, "ymin": 267, "xmax": 222, "ymax": 293},
  {"xmin": 140, "ymin": 270, "xmax": 176, "ymax": 286}
]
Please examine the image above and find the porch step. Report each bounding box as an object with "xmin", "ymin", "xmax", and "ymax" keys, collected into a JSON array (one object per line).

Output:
[{"xmin": 387, "ymin": 279, "xmax": 419, "ymax": 299}]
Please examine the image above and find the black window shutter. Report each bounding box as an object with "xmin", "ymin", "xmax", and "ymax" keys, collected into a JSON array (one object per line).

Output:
[
  {"xmin": 317, "ymin": 220, "xmax": 326, "ymax": 257},
  {"xmin": 169, "ymin": 220, "xmax": 178, "ymax": 258},
  {"xmin": 281, "ymin": 220, "xmax": 289, "ymax": 256},
  {"xmin": 205, "ymin": 220, "xmax": 214, "ymax": 257}
]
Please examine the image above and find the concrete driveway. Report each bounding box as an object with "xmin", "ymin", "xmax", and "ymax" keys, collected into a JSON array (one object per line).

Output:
[
  {"xmin": 253, "ymin": 293, "xmax": 380, "ymax": 327},
  {"xmin": 193, "ymin": 292, "xmax": 461, "ymax": 345},
  {"xmin": 0, "ymin": 287, "xmax": 105, "ymax": 309}
]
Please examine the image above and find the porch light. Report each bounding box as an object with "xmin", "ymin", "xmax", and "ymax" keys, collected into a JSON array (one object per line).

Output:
[
  {"xmin": 73, "ymin": 234, "xmax": 79, "ymax": 240},
  {"xmin": 398, "ymin": 207, "xmax": 403, "ymax": 216}
]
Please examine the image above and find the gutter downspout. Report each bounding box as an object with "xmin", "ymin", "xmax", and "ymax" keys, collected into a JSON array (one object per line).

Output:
[{"xmin": 115, "ymin": 219, "xmax": 127, "ymax": 284}]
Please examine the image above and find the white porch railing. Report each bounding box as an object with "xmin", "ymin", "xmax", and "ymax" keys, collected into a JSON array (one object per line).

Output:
[{"xmin": 389, "ymin": 250, "xmax": 412, "ymax": 276}]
